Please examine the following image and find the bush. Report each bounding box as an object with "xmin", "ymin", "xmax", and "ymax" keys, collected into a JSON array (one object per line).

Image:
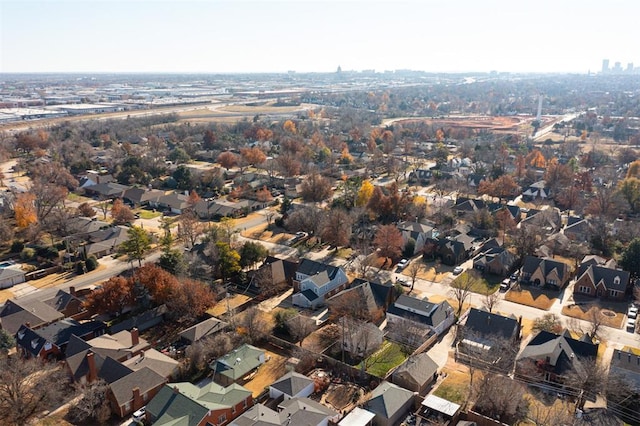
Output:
[
  {"xmin": 10, "ymin": 240, "xmax": 24, "ymax": 253},
  {"xmin": 37, "ymin": 246, "xmax": 59, "ymax": 260},
  {"xmin": 20, "ymin": 247, "xmax": 36, "ymax": 260},
  {"xmin": 75, "ymin": 261, "xmax": 86, "ymax": 275},
  {"xmin": 85, "ymin": 256, "xmax": 99, "ymax": 272}
]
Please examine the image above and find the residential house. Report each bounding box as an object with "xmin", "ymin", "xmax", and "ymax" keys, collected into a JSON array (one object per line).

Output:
[
  {"xmin": 338, "ymin": 407, "xmax": 376, "ymax": 426},
  {"xmin": 579, "ymin": 255, "xmax": 617, "ymax": 270},
  {"xmin": 78, "ymin": 171, "xmax": 114, "ymax": 188},
  {"xmin": 387, "ymin": 294, "xmax": 455, "ymax": 337},
  {"xmin": 155, "ymin": 192, "xmax": 190, "ymax": 214},
  {"xmin": 43, "ymin": 288, "xmax": 85, "ymax": 318},
  {"xmin": 84, "ymin": 182, "xmax": 130, "ymax": 199},
  {"xmin": 269, "ymin": 371, "xmax": 315, "ymax": 400},
  {"xmin": 178, "ymin": 317, "xmax": 227, "ymax": 345},
  {"xmin": 292, "ymin": 260, "xmax": 349, "ymax": 309},
  {"xmin": 520, "ymin": 255, "xmax": 571, "ymax": 290},
  {"xmin": 391, "ymin": 352, "xmax": 439, "ymax": 395},
  {"xmin": 75, "ymin": 225, "xmax": 130, "ymax": 259},
  {"xmin": 610, "ymin": 349, "xmax": 640, "ymax": 391},
  {"xmin": 65, "ymin": 336, "xmax": 132, "ymax": 384},
  {"xmin": 364, "ymin": 381, "xmax": 415, "ymax": 426},
  {"xmin": 452, "ymin": 198, "xmax": 487, "ymax": 216},
  {"xmin": 397, "ymin": 220, "xmax": 438, "ymax": 255},
  {"xmin": 573, "ymin": 264, "xmax": 630, "ymax": 300},
  {"xmin": 409, "ymin": 168, "xmax": 432, "ymax": 184},
  {"xmin": 82, "ymin": 328, "xmax": 150, "ymax": 361},
  {"xmin": 516, "ymin": 330, "xmax": 598, "ymax": 392},
  {"xmin": 522, "ymin": 180, "xmax": 551, "ymax": 201},
  {"xmin": 122, "ymin": 348, "xmax": 180, "ymax": 380},
  {"xmin": 327, "ymin": 280, "xmax": 389, "ymax": 324},
  {"xmin": 437, "ymin": 236, "xmax": 474, "ymax": 266},
  {"xmin": 520, "ymin": 208, "xmax": 562, "ymax": 234},
  {"xmin": 146, "ymin": 381, "xmax": 253, "ymax": 426},
  {"xmin": 65, "ymin": 216, "xmax": 110, "ymax": 236},
  {"xmin": 0, "ymin": 299, "xmax": 64, "ymax": 335},
  {"xmin": 230, "ymin": 397, "xmax": 339, "ymax": 426},
  {"xmin": 564, "ymin": 217, "xmax": 591, "ymax": 242},
  {"xmin": 122, "ymin": 187, "xmax": 164, "ymax": 207},
  {"xmin": 109, "ymin": 367, "xmax": 167, "ymax": 418},
  {"xmin": 473, "ymin": 246, "xmax": 516, "ymax": 276},
  {"xmin": 416, "ymin": 394, "xmax": 461, "ymax": 425},
  {"xmin": 108, "ymin": 305, "xmax": 168, "ymax": 334},
  {"xmin": 0, "ymin": 267, "xmax": 25, "ymax": 289},
  {"xmin": 248, "ymin": 256, "xmax": 297, "ymax": 292},
  {"xmin": 456, "ymin": 308, "xmax": 521, "ymax": 369},
  {"xmin": 211, "ymin": 344, "xmax": 266, "ymax": 386},
  {"xmin": 15, "ymin": 318, "xmax": 105, "ymax": 360}
]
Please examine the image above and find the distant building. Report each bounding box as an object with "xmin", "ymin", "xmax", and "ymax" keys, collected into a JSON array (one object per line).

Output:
[{"xmin": 602, "ymin": 59, "xmax": 610, "ymax": 73}]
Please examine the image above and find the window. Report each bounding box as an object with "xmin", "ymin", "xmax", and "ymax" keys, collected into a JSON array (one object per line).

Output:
[
  {"xmin": 143, "ymin": 392, "xmax": 148, "ymax": 402},
  {"xmin": 218, "ymin": 414, "xmax": 227, "ymax": 424},
  {"xmin": 609, "ymin": 289, "xmax": 620, "ymax": 298},
  {"xmin": 231, "ymin": 406, "xmax": 236, "ymax": 415},
  {"xmin": 124, "ymin": 401, "xmax": 131, "ymax": 412},
  {"xmin": 578, "ymin": 286, "xmax": 591, "ymax": 294},
  {"xmin": 547, "ymin": 279, "xmax": 557, "ymax": 286},
  {"xmin": 614, "ymin": 276, "xmax": 621, "ymax": 285},
  {"xmin": 242, "ymin": 399, "xmax": 248, "ymax": 408}
]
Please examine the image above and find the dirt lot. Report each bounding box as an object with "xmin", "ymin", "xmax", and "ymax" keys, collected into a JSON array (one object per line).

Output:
[
  {"xmin": 390, "ymin": 115, "xmax": 534, "ymax": 134},
  {"xmin": 241, "ymin": 351, "xmax": 288, "ymax": 397},
  {"xmin": 562, "ymin": 304, "xmax": 625, "ymax": 329},
  {"xmin": 207, "ymin": 294, "xmax": 252, "ymax": 317}
]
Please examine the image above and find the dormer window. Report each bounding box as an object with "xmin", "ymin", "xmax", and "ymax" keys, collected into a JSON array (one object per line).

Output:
[
  {"xmin": 614, "ymin": 276, "xmax": 620, "ymax": 285},
  {"xmin": 17, "ymin": 330, "xmax": 25, "ymax": 340},
  {"xmin": 31, "ymin": 339, "xmax": 39, "ymax": 349}
]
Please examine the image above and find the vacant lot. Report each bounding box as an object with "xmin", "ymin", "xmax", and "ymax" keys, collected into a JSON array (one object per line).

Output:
[
  {"xmin": 451, "ymin": 271, "xmax": 500, "ymax": 295},
  {"xmin": 505, "ymin": 287, "xmax": 556, "ymax": 310},
  {"xmin": 562, "ymin": 304, "xmax": 625, "ymax": 329}
]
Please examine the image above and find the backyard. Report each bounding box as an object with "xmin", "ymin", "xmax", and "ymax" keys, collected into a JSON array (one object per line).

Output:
[{"xmin": 358, "ymin": 341, "xmax": 407, "ymax": 378}]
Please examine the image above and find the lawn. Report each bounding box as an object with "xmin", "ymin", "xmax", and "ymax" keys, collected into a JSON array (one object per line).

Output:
[
  {"xmin": 66, "ymin": 192, "xmax": 93, "ymax": 203},
  {"xmin": 359, "ymin": 341, "xmax": 407, "ymax": 378},
  {"xmin": 505, "ymin": 287, "xmax": 556, "ymax": 310},
  {"xmin": 451, "ymin": 271, "xmax": 500, "ymax": 295},
  {"xmin": 561, "ymin": 304, "xmax": 625, "ymax": 329},
  {"xmin": 135, "ymin": 209, "xmax": 162, "ymax": 219},
  {"xmin": 433, "ymin": 364, "xmax": 470, "ymax": 406}
]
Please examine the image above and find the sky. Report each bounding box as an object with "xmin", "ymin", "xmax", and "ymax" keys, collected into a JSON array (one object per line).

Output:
[{"xmin": 1, "ymin": 0, "xmax": 639, "ymax": 74}]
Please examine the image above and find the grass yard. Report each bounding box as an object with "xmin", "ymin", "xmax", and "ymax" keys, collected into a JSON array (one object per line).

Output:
[
  {"xmin": 561, "ymin": 304, "xmax": 625, "ymax": 329},
  {"xmin": 451, "ymin": 271, "xmax": 500, "ymax": 295},
  {"xmin": 206, "ymin": 294, "xmax": 251, "ymax": 317},
  {"xmin": 505, "ymin": 287, "xmax": 556, "ymax": 310},
  {"xmin": 433, "ymin": 363, "xmax": 470, "ymax": 406},
  {"xmin": 359, "ymin": 341, "xmax": 407, "ymax": 378},
  {"xmin": 334, "ymin": 247, "xmax": 353, "ymax": 260},
  {"xmin": 135, "ymin": 209, "xmax": 162, "ymax": 219},
  {"xmin": 66, "ymin": 192, "xmax": 93, "ymax": 203}
]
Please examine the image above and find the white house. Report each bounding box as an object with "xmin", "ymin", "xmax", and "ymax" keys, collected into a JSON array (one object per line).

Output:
[
  {"xmin": 0, "ymin": 267, "xmax": 26, "ymax": 289},
  {"xmin": 268, "ymin": 371, "xmax": 315, "ymax": 400},
  {"xmin": 292, "ymin": 260, "xmax": 348, "ymax": 309}
]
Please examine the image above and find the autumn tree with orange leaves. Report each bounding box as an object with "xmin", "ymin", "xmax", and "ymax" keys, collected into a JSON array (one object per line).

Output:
[
  {"xmin": 477, "ymin": 175, "xmax": 520, "ymax": 203},
  {"xmin": 526, "ymin": 149, "xmax": 546, "ymax": 168},
  {"xmin": 374, "ymin": 224, "xmax": 404, "ymax": 266},
  {"xmin": 217, "ymin": 151, "xmax": 238, "ymax": 170},
  {"xmin": 240, "ymin": 147, "xmax": 267, "ymax": 166},
  {"xmin": 13, "ymin": 193, "xmax": 37, "ymax": 229},
  {"xmin": 83, "ymin": 276, "xmax": 134, "ymax": 316}
]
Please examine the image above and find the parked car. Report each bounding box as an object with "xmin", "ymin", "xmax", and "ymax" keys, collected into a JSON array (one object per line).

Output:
[
  {"xmin": 628, "ymin": 306, "xmax": 638, "ymax": 319},
  {"xmin": 500, "ymin": 278, "xmax": 511, "ymax": 292},
  {"xmin": 510, "ymin": 270, "xmax": 520, "ymax": 282},
  {"xmin": 627, "ymin": 318, "xmax": 637, "ymax": 333},
  {"xmin": 396, "ymin": 258, "xmax": 409, "ymax": 271},
  {"xmin": 397, "ymin": 278, "xmax": 410, "ymax": 287},
  {"xmin": 132, "ymin": 406, "xmax": 146, "ymax": 424},
  {"xmin": 453, "ymin": 266, "xmax": 464, "ymax": 275}
]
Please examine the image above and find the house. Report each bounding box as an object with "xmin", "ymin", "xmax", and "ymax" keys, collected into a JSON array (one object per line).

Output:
[
  {"xmin": 609, "ymin": 349, "xmax": 640, "ymax": 391},
  {"xmin": 573, "ymin": 264, "xmax": 630, "ymax": 300},
  {"xmin": 108, "ymin": 304, "xmax": 168, "ymax": 334},
  {"xmin": 248, "ymin": 256, "xmax": 298, "ymax": 292},
  {"xmin": 146, "ymin": 381, "xmax": 253, "ymax": 426},
  {"xmin": 84, "ymin": 182, "xmax": 130, "ymax": 199},
  {"xmin": 472, "ymin": 246, "xmax": 516, "ymax": 276},
  {"xmin": 579, "ymin": 255, "xmax": 617, "ymax": 270},
  {"xmin": 122, "ymin": 349, "xmax": 180, "ymax": 380},
  {"xmin": 43, "ymin": 288, "xmax": 85, "ymax": 318},
  {"xmin": 516, "ymin": 330, "xmax": 598, "ymax": 392},
  {"xmin": 416, "ymin": 394, "xmax": 461, "ymax": 425},
  {"xmin": 155, "ymin": 192, "xmax": 190, "ymax": 214},
  {"xmin": 387, "ymin": 294, "xmax": 455, "ymax": 337},
  {"xmin": 452, "ymin": 198, "xmax": 487, "ymax": 216},
  {"xmin": 178, "ymin": 317, "xmax": 227, "ymax": 345},
  {"xmin": 338, "ymin": 407, "xmax": 376, "ymax": 426},
  {"xmin": 269, "ymin": 371, "xmax": 315, "ymax": 400},
  {"xmin": 82, "ymin": 328, "xmax": 150, "ymax": 361},
  {"xmin": 65, "ymin": 216, "xmax": 110, "ymax": 236},
  {"xmin": 456, "ymin": 308, "xmax": 521, "ymax": 369},
  {"xmin": 328, "ymin": 281, "xmax": 385, "ymax": 323},
  {"xmin": 109, "ymin": 367, "xmax": 167, "ymax": 418},
  {"xmin": 122, "ymin": 187, "xmax": 164, "ymax": 207},
  {"xmin": 391, "ymin": 352, "xmax": 439, "ymax": 395},
  {"xmin": 364, "ymin": 381, "xmax": 415, "ymax": 426},
  {"xmin": 397, "ymin": 220, "xmax": 439, "ymax": 255},
  {"xmin": 77, "ymin": 225, "xmax": 130, "ymax": 259},
  {"xmin": 522, "ymin": 180, "xmax": 551, "ymax": 201},
  {"xmin": 520, "ymin": 255, "xmax": 570, "ymax": 290},
  {"xmin": 520, "ymin": 208, "xmax": 562, "ymax": 234},
  {"xmin": 78, "ymin": 171, "xmax": 114, "ymax": 188},
  {"xmin": 230, "ymin": 397, "xmax": 339, "ymax": 426},
  {"xmin": 0, "ymin": 267, "xmax": 26, "ymax": 289},
  {"xmin": 292, "ymin": 260, "xmax": 349, "ymax": 309},
  {"xmin": 65, "ymin": 336, "xmax": 132, "ymax": 384},
  {"xmin": 0, "ymin": 299, "xmax": 64, "ymax": 335},
  {"xmin": 564, "ymin": 217, "xmax": 591, "ymax": 241},
  {"xmin": 437, "ymin": 234, "xmax": 475, "ymax": 266},
  {"xmin": 409, "ymin": 168, "xmax": 432, "ymax": 184},
  {"xmin": 15, "ymin": 318, "xmax": 106, "ymax": 360},
  {"xmin": 211, "ymin": 344, "xmax": 266, "ymax": 386}
]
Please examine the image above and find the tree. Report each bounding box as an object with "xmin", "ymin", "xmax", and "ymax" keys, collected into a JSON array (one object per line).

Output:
[
  {"xmin": 236, "ymin": 307, "xmax": 273, "ymax": 343},
  {"xmin": 320, "ymin": 208, "xmax": 353, "ymax": 248},
  {"xmin": 483, "ymin": 291, "xmax": 500, "ymax": 313},
  {"xmin": 283, "ymin": 120, "xmax": 297, "ymax": 133},
  {"xmin": 179, "ymin": 209, "xmax": 204, "ymax": 248},
  {"xmin": 78, "ymin": 202, "xmax": 96, "ymax": 218},
  {"xmin": 111, "ymin": 198, "xmax": 135, "ymax": 225},
  {"xmin": 477, "ymin": 174, "xmax": 520, "ymax": 203},
  {"xmin": 0, "ymin": 357, "xmax": 70, "ymax": 425},
  {"xmin": 356, "ymin": 180, "xmax": 374, "ymax": 207},
  {"xmin": 450, "ymin": 270, "xmax": 479, "ymax": 317},
  {"xmin": 240, "ymin": 147, "xmax": 266, "ymax": 166},
  {"xmin": 508, "ymin": 224, "xmax": 542, "ymax": 263},
  {"xmin": 239, "ymin": 241, "xmax": 269, "ymax": 269},
  {"xmin": 66, "ymin": 380, "xmax": 111, "ymax": 425},
  {"xmin": 300, "ymin": 173, "xmax": 333, "ymax": 203},
  {"xmin": 172, "ymin": 165, "xmax": 193, "ymax": 190},
  {"xmin": 13, "ymin": 192, "xmax": 37, "ymax": 229},
  {"xmin": 374, "ymin": 224, "xmax": 404, "ymax": 264},
  {"xmin": 217, "ymin": 151, "xmax": 238, "ymax": 170},
  {"xmin": 119, "ymin": 225, "xmax": 152, "ymax": 267},
  {"xmin": 620, "ymin": 238, "xmax": 640, "ymax": 279},
  {"xmin": 618, "ymin": 177, "xmax": 640, "ymax": 213},
  {"xmin": 0, "ymin": 329, "xmax": 14, "ymax": 356},
  {"xmin": 83, "ymin": 276, "xmax": 134, "ymax": 316},
  {"xmin": 216, "ymin": 241, "xmax": 241, "ymax": 281},
  {"xmin": 167, "ymin": 278, "xmax": 216, "ymax": 323},
  {"xmin": 286, "ymin": 315, "xmax": 316, "ymax": 346},
  {"xmin": 532, "ymin": 313, "xmax": 563, "ymax": 334},
  {"xmin": 472, "ymin": 373, "xmax": 528, "ymax": 425},
  {"xmin": 133, "ymin": 264, "xmax": 179, "ymax": 305},
  {"xmin": 407, "ymin": 261, "xmax": 422, "ymax": 292}
]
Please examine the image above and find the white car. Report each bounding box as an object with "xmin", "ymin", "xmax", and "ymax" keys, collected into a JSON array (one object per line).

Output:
[
  {"xmin": 396, "ymin": 259, "xmax": 409, "ymax": 270},
  {"xmin": 628, "ymin": 306, "xmax": 638, "ymax": 319},
  {"xmin": 452, "ymin": 266, "xmax": 464, "ymax": 275},
  {"xmin": 132, "ymin": 406, "xmax": 146, "ymax": 424},
  {"xmin": 627, "ymin": 318, "xmax": 637, "ymax": 333}
]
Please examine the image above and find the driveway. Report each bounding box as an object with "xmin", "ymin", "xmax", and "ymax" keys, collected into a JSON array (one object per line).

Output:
[{"xmin": 427, "ymin": 327, "xmax": 456, "ymax": 368}]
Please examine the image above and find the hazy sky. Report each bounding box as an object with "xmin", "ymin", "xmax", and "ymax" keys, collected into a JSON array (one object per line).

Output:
[{"xmin": 1, "ymin": 0, "xmax": 639, "ymax": 74}]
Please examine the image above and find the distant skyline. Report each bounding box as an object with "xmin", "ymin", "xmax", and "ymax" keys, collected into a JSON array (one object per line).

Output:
[{"xmin": 1, "ymin": 0, "xmax": 639, "ymax": 75}]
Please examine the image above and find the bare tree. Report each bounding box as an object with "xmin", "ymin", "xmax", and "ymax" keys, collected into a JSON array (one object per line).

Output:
[
  {"xmin": 407, "ymin": 261, "xmax": 422, "ymax": 292},
  {"xmin": 66, "ymin": 380, "xmax": 111, "ymax": 425},
  {"xmin": 472, "ymin": 373, "xmax": 528, "ymax": 425},
  {"xmin": 532, "ymin": 313, "xmax": 563, "ymax": 334},
  {"xmin": 482, "ymin": 291, "xmax": 500, "ymax": 313},
  {"xmin": 527, "ymin": 398, "xmax": 574, "ymax": 426},
  {"xmin": 179, "ymin": 209, "xmax": 205, "ymax": 248},
  {"xmin": 286, "ymin": 315, "xmax": 316, "ymax": 346},
  {"xmin": 236, "ymin": 307, "xmax": 273, "ymax": 344},
  {"xmin": 450, "ymin": 270, "xmax": 480, "ymax": 317}
]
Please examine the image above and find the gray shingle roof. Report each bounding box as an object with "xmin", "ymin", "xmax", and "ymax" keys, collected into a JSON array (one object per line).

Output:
[
  {"xmin": 0, "ymin": 299, "xmax": 64, "ymax": 335},
  {"xmin": 392, "ymin": 353, "xmax": 438, "ymax": 387},
  {"xmin": 365, "ymin": 381, "xmax": 414, "ymax": 419},
  {"xmin": 270, "ymin": 371, "xmax": 314, "ymax": 397},
  {"xmin": 147, "ymin": 385, "xmax": 208, "ymax": 426},
  {"xmin": 178, "ymin": 318, "xmax": 227, "ymax": 344},
  {"xmin": 464, "ymin": 308, "xmax": 520, "ymax": 341},
  {"xmin": 110, "ymin": 366, "xmax": 166, "ymax": 406}
]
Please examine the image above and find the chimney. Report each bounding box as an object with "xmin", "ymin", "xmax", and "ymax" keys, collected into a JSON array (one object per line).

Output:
[
  {"xmin": 87, "ymin": 352, "xmax": 97, "ymax": 383},
  {"xmin": 131, "ymin": 328, "xmax": 139, "ymax": 346},
  {"xmin": 132, "ymin": 387, "xmax": 141, "ymax": 405},
  {"xmin": 69, "ymin": 286, "xmax": 76, "ymax": 297},
  {"xmin": 173, "ymin": 386, "xmax": 180, "ymax": 394}
]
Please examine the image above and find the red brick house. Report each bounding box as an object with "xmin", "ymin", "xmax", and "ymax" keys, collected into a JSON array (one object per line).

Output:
[{"xmin": 573, "ymin": 264, "xmax": 630, "ymax": 300}]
